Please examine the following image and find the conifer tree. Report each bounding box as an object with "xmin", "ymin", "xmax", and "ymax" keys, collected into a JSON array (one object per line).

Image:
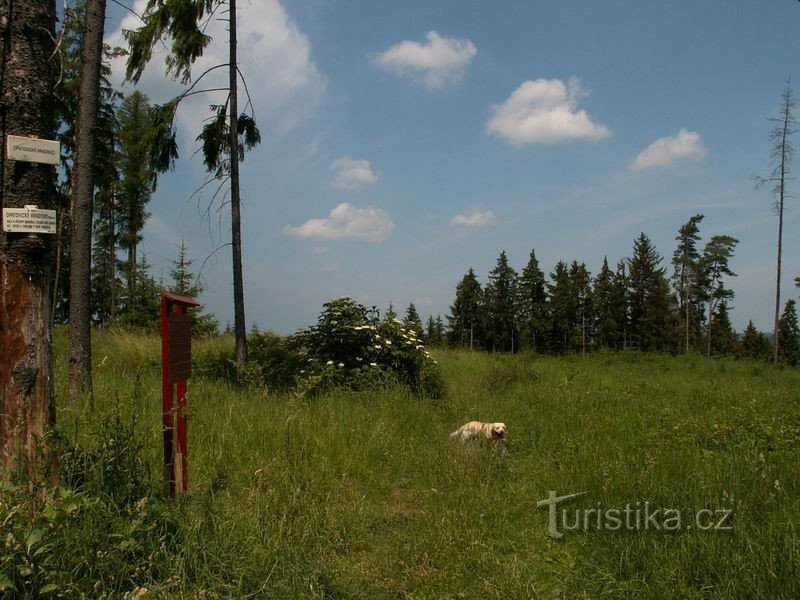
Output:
[
  {"xmin": 518, "ymin": 249, "xmax": 547, "ymax": 351},
  {"xmin": 0, "ymin": 0, "xmax": 58, "ymax": 476},
  {"xmin": 593, "ymin": 257, "xmax": 619, "ymax": 349},
  {"xmin": 434, "ymin": 315, "xmax": 446, "ymax": 345},
  {"xmin": 484, "ymin": 251, "xmax": 519, "ymax": 352},
  {"xmin": 547, "ymin": 261, "xmax": 573, "ymax": 352},
  {"xmin": 570, "ymin": 261, "xmax": 592, "ymax": 355},
  {"xmin": 672, "ymin": 214, "xmax": 704, "ymax": 353},
  {"xmin": 126, "ymin": 0, "xmax": 262, "ymax": 380},
  {"xmin": 701, "ymin": 235, "xmax": 738, "ymax": 357},
  {"xmin": 612, "ymin": 260, "xmax": 630, "ymax": 349},
  {"xmin": 447, "ymin": 268, "xmax": 483, "ymax": 348},
  {"xmin": 755, "ymin": 81, "xmax": 796, "ymax": 363},
  {"xmin": 168, "ymin": 241, "xmax": 219, "ymax": 336},
  {"xmin": 385, "ymin": 302, "xmax": 398, "ymax": 322},
  {"xmin": 425, "ymin": 315, "xmax": 436, "ymax": 344},
  {"xmin": 118, "ymin": 252, "xmax": 160, "ymax": 330},
  {"xmin": 627, "ymin": 233, "xmax": 674, "ymax": 351},
  {"xmin": 741, "ymin": 321, "xmax": 771, "ymax": 361},
  {"xmin": 710, "ymin": 302, "xmax": 737, "ymax": 356},
  {"xmin": 403, "ymin": 302, "xmax": 424, "ymax": 338},
  {"xmin": 117, "ymin": 91, "xmax": 155, "ymax": 311},
  {"xmin": 778, "ymin": 299, "xmax": 800, "ymax": 365}
]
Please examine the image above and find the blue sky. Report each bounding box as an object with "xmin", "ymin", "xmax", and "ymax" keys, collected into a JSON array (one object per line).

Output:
[{"xmin": 105, "ymin": 0, "xmax": 800, "ymax": 334}]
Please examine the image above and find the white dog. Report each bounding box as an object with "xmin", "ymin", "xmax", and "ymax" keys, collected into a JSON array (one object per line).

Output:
[{"xmin": 450, "ymin": 421, "xmax": 507, "ymax": 442}]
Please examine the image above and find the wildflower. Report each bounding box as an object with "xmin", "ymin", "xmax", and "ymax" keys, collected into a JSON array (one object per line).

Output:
[
  {"xmin": 375, "ymin": 345, "xmax": 382, "ymax": 349},
  {"xmin": 338, "ymin": 362, "xmax": 344, "ymax": 368},
  {"xmin": 370, "ymin": 362, "xmax": 378, "ymax": 367},
  {"xmin": 326, "ymin": 360, "xmax": 334, "ymax": 366},
  {"xmin": 356, "ymin": 357, "xmax": 363, "ymax": 362},
  {"xmin": 385, "ymin": 340, "xmax": 392, "ymax": 346}
]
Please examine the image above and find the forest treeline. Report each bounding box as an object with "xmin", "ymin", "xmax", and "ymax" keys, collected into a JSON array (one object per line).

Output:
[{"xmin": 436, "ymin": 223, "xmax": 800, "ymax": 364}]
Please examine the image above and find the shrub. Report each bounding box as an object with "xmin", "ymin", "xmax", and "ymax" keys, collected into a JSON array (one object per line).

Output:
[
  {"xmin": 0, "ymin": 412, "xmax": 181, "ymax": 597},
  {"xmin": 291, "ymin": 297, "xmax": 446, "ymax": 399}
]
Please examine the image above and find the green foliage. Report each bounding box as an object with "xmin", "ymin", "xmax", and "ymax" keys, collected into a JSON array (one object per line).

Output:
[
  {"xmin": 628, "ymin": 232, "xmax": 675, "ymax": 351},
  {"xmin": 168, "ymin": 241, "xmax": 219, "ymax": 336},
  {"xmin": 0, "ymin": 411, "xmax": 180, "ymax": 597},
  {"xmin": 403, "ymin": 302, "xmax": 424, "ymax": 338},
  {"xmin": 672, "ymin": 214, "xmax": 705, "ymax": 352},
  {"xmin": 778, "ymin": 299, "xmax": 800, "ymax": 365},
  {"xmin": 484, "ymin": 250, "xmax": 519, "ymax": 352},
  {"xmin": 293, "ymin": 297, "xmax": 445, "ymax": 399},
  {"xmin": 247, "ymin": 331, "xmax": 305, "ymax": 392},
  {"xmin": 47, "ymin": 331, "xmax": 800, "ymax": 597},
  {"xmin": 517, "ymin": 249, "xmax": 547, "ymax": 352},
  {"xmin": 741, "ymin": 320, "xmax": 772, "ymax": 361},
  {"xmin": 447, "ymin": 267, "xmax": 484, "ymax": 348}
]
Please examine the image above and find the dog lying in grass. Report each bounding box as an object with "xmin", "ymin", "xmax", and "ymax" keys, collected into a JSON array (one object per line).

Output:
[{"xmin": 450, "ymin": 421, "xmax": 507, "ymax": 442}]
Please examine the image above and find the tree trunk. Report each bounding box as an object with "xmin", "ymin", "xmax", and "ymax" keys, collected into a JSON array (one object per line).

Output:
[
  {"xmin": 0, "ymin": 0, "xmax": 57, "ymax": 479},
  {"xmin": 229, "ymin": 0, "xmax": 248, "ymax": 378},
  {"xmin": 68, "ymin": 0, "xmax": 107, "ymax": 403},
  {"xmin": 707, "ymin": 298, "xmax": 713, "ymax": 357},
  {"xmin": 774, "ymin": 199, "xmax": 783, "ymax": 362}
]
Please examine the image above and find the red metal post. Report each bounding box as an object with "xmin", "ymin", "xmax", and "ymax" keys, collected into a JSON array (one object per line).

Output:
[
  {"xmin": 175, "ymin": 304, "xmax": 188, "ymax": 494},
  {"xmin": 160, "ymin": 294, "xmax": 175, "ymax": 498},
  {"xmin": 161, "ymin": 292, "xmax": 199, "ymax": 498}
]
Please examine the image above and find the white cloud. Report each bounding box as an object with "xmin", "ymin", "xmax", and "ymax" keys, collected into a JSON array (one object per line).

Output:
[
  {"xmin": 630, "ymin": 129, "xmax": 708, "ymax": 171},
  {"xmin": 486, "ymin": 77, "xmax": 612, "ymax": 145},
  {"xmin": 330, "ymin": 157, "xmax": 379, "ymax": 190},
  {"xmin": 105, "ymin": 0, "xmax": 325, "ymax": 138},
  {"xmin": 449, "ymin": 209, "xmax": 497, "ymax": 227},
  {"xmin": 284, "ymin": 203, "xmax": 394, "ymax": 242},
  {"xmin": 373, "ymin": 31, "xmax": 477, "ymax": 88}
]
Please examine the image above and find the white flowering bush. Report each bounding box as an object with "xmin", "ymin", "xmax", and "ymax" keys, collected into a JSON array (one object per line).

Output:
[{"xmin": 291, "ymin": 298, "xmax": 445, "ymax": 399}]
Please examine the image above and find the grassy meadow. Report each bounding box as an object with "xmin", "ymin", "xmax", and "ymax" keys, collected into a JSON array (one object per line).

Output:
[{"xmin": 48, "ymin": 329, "xmax": 800, "ymax": 598}]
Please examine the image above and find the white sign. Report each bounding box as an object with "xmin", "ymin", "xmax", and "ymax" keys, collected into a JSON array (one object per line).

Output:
[
  {"xmin": 6, "ymin": 135, "xmax": 60, "ymax": 165},
  {"xmin": 2, "ymin": 205, "xmax": 57, "ymax": 234}
]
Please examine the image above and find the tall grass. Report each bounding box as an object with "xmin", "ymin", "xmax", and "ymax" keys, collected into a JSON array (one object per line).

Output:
[{"xmin": 44, "ymin": 329, "xmax": 800, "ymax": 598}]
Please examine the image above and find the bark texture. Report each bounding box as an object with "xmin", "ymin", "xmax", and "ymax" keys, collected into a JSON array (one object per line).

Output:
[
  {"xmin": 229, "ymin": 0, "xmax": 248, "ymax": 377},
  {"xmin": 68, "ymin": 0, "xmax": 106, "ymax": 402},
  {"xmin": 0, "ymin": 0, "xmax": 57, "ymax": 478}
]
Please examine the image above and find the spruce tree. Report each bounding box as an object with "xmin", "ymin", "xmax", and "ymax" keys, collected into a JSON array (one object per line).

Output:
[
  {"xmin": 547, "ymin": 261, "xmax": 573, "ymax": 352},
  {"xmin": 612, "ymin": 260, "xmax": 630, "ymax": 349},
  {"xmin": 570, "ymin": 261, "xmax": 592, "ymax": 355},
  {"xmin": 447, "ymin": 268, "xmax": 483, "ymax": 348},
  {"xmin": 741, "ymin": 321, "xmax": 771, "ymax": 361},
  {"xmin": 627, "ymin": 233, "xmax": 674, "ymax": 351},
  {"xmin": 518, "ymin": 249, "xmax": 547, "ymax": 351},
  {"xmin": 168, "ymin": 241, "xmax": 219, "ymax": 336},
  {"xmin": 672, "ymin": 214, "xmax": 704, "ymax": 353},
  {"xmin": 0, "ymin": 0, "xmax": 58, "ymax": 476},
  {"xmin": 778, "ymin": 299, "xmax": 800, "ymax": 365},
  {"xmin": 593, "ymin": 257, "xmax": 619, "ymax": 349},
  {"xmin": 385, "ymin": 302, "xmax": 398, "ymax": 322},
  {"xmin": 126, "ymin": 0, "xmax": 262, "ymax": 379},
  {"xmin": 710, "ymin": 302, "xmax": 737, "ymax": 356},
  {"xmin": 484, "ymin": 251, "xmax": 519, "ymax": 352},
  {"xmin": 425, "ymin": 315, "xmax": 436, "ymax": 344},
  {"xmin": 117, "ymin": 91, "xmax": 155, "ymax": 312},
  {"xmin": 403, "ymin": 302, "xmax": 424, "ymax": 338},
  {"xmin": 434, "ymin": 315, "xmax": 446, "ymax": 345}
]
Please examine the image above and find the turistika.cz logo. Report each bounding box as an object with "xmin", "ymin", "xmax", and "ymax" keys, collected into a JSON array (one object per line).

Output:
[{"xmin": 536, "ymin": 491, "xmax": 733, "ymax": 539}]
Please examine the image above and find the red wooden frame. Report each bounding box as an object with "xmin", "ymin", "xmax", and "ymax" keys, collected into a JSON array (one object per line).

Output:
[{"xmin": 161, "ymin": 292, "xmax": 199, "ymax": 497}]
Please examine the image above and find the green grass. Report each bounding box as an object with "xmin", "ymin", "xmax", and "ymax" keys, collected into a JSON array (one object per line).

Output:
[{"xmin": 53, "ymin": 329, "xmax": 800, "ymax": 598}]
